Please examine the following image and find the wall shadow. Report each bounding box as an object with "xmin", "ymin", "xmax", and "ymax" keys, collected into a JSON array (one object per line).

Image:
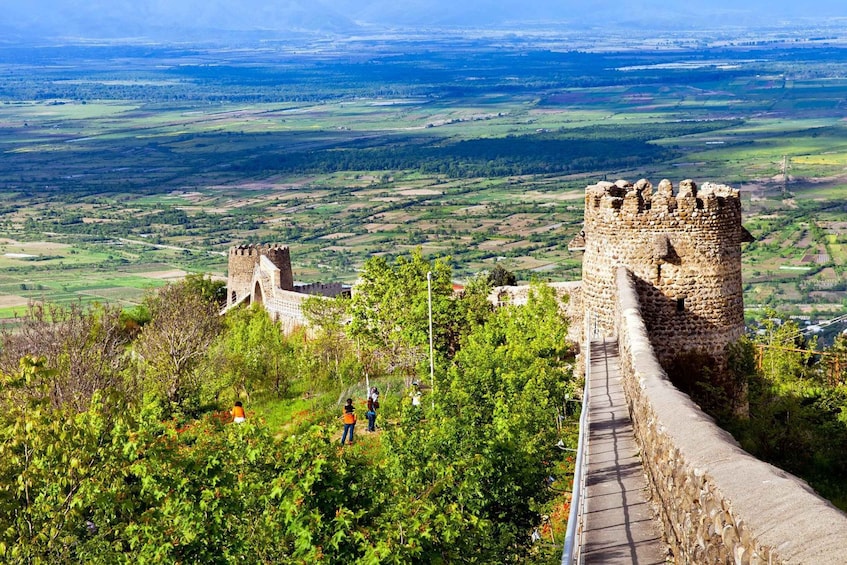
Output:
[{"xmin": 632, "ymin": 276, "xmax": 747, "ymax": 416}]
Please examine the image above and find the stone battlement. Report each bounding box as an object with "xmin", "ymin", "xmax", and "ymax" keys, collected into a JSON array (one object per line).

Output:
[
  {"xmin": 229, "ymin": 243, "xmax": 290, "ymax": 258},
  {"xmin": 580, "ymin": 177, "xmax": 752, "ymax": 409},
  {"xmin": 294, "ymin": 282, "xmax": 350, "ymax": 298},
  {"xmin": 224, "ymin": 244, "xmax": 352, "ymax": 334},
  {"xmin": 226, "ymin": 243, "xmax": 294, "ymax": 307},
  {"xmin": 586, "ymin": 178, "xmax": 740, "ymax": 219}
]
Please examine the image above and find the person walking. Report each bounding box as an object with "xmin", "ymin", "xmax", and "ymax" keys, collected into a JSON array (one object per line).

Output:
[
  {"xmin": 411, "ymin": 381, "xmax": 422, "ymax": 407},
  {"xmin": 341, "ymin": 398, "xmax": 357, "ymax": 446}
]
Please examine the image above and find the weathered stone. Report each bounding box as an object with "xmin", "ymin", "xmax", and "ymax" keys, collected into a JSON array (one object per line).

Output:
[
  {"xmin": 227, "ymin": 244, "xmax": 293, "ymax": 307},
  {"xmin": 657, "ymin": 178, "xmax": 674, "ymax": 196},
  {"xmin": 580, "ymin": 178, "xmax": 747, "ymax": 406},
  {"xmin": 225, "ymin": 244, "xmax": 347, "ymax": 334},
  {"xmin": 612, "ymin": 266, "xmax": 847, "ymax": 564},
  {"xmin": 678, "ymin": 178, "xmax": 698, "ymax": 198}
]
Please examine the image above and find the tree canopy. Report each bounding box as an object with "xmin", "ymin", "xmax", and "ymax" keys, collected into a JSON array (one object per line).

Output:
[{"xmin": 0, "ymin": 259, "xmax": 579, "ymax": 563}]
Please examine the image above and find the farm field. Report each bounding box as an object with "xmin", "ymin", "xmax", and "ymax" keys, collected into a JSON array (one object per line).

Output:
[{"xmin": 1, "ymin": 35, "xmax": 847, "ymax": 327}]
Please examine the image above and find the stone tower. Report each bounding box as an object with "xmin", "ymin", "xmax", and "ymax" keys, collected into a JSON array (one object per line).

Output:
[
  {"xmin": 581, "ymin": 179, "xmax": 753, "ymax": 401},
  {"xmin": 226, "ymin": 244, "xmax": 294, "ymax": 307}
]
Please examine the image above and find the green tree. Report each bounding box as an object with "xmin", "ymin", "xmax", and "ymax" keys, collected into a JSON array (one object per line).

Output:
[
  {"xmin": 0, "ymin": 286, "xmax": 580, "ymax": 563},
  {"xmin": 0, "ymin": 302, "xmax": 131, "ymax": 412},
  {"xmin": 455, "ymin": 271, "xmax": 494, "ymax": 335},
  {"xmin": 0, "ymin": 357, "xmax": 370, "ymax": 563},
  {"xmin": 134, "ymin": 282, "xmax": 221, "ymax": 414},
  {"xmin": 211, "ymin": 304, "xmax": 294, "ymax": 401},
  {"xmin": 301, "ymin": 295, "xmax": 359, "ymax": 387},
  {"xmin": 0, "ymin": 357, "xmax": 133, "ymax": 562},
  {"xmin": 723, "ymin": 312, "xmax": 847, "ymax": 507},
  {"xmin": 183, "ymin": 272, "xmax": 227, "ymax": 307},
  {"xmin": 488, "ymin": 264, "xmax": 517, "ymax": 286},
  {"xmin": 348, "ymin": 249, "xmax": 454, "ymax": 379},
  {"xmin": 373, "ymin": 284, "xmax": 575, "ymax": 561},
  {"xmin": 755, "ymin": 312, "xmax": 817, "ymax": 382},
  {"xmin": 823, "ymin": 333, "xmax": 847, "ymax": 385}
]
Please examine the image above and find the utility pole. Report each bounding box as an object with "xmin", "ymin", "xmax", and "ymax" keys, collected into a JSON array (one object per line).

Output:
[{"xmin": 427, "ymin": 271, "xmax": 435, "ymax": 409}]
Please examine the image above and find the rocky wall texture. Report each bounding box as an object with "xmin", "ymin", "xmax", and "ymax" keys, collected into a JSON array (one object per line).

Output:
[
  {"xmin": 582, "ymin": 179, "xmax": 748, "ymax": 372},
  {"xmin": 615, "ymin": 266, "xmax": 847, "ymax": 564},
  {"xmin": 264, "ymin": 289, "xmax": 310, "ymax": 335},
  {"xmin": 226, "ymin": 244, "xmax": 293, "ymax": 306}
]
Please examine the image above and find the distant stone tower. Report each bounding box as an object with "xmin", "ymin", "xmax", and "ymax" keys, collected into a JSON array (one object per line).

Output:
[
  {"xmin": 580, "ymin": 179, "xmax": 753, "ymax": 402},
  {"xmin": 226, "ymin": 244, "xmax": 294, "ymax": 307}
]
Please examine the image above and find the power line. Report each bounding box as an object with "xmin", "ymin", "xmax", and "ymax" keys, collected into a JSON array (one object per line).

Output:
[{"xmin": 777, "ymin": 311, "xmax": 847, "ymax": 344}]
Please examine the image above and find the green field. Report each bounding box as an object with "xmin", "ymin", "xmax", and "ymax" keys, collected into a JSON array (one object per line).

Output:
[{"xmin": 2, "ymin": 38, "xmax": 847, "ymax": 324}]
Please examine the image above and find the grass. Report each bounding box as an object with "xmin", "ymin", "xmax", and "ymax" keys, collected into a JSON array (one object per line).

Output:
[
  {"xmin": 253, "ymin": 391, "xmax": 333, "ymax": 435},
  {"xmin": 0, "ymin": 238, "xmax": 189, "ymax": 314},
  {"xmin": 251, "ymin": 374, "xmax": 405, "ymax": 436}
]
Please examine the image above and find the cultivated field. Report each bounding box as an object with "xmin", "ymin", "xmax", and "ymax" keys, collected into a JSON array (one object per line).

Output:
[{"xmin": 2, "ymin": 36, "xmax": 847, "ymax": 324}]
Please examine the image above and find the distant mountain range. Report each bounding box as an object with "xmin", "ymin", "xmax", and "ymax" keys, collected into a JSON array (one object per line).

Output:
[{"xmin": 2, "ymin": 0, "xmax": 846, "ymax": 43}]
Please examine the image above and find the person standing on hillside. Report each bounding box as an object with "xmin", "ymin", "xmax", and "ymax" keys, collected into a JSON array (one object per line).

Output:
[
  {"xmin": 366, "ymin": 393, "xmax": 377, "ymax": 432},
  {"xmin": 231, "ymin": 401, "xmax": 246, "ymax": 423},
  {"xmin": 341, "ymin": 398, "xmax": 357, "ymax": 446}
]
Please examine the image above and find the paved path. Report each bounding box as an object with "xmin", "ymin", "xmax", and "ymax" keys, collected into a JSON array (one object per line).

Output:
[{"xmin": 581, "ymin": 338, "xmax": 668, "ymax": 564}]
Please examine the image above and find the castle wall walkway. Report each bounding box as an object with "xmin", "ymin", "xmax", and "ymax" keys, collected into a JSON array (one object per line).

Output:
[{"xmin": 582, "ymin": 337, "xmax": 667, "ymax": 564}]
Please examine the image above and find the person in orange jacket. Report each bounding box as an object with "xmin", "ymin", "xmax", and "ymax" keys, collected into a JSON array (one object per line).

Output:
[
  {"xmin": 341, "ymin": 398, "xmax": 356, "ymax": 446},
  {"xmin": 232, "ymin": 401, "xmax": 246, "ymax": 423}
]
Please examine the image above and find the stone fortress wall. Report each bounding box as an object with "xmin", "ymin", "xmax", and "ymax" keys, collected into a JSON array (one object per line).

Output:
[
  {"xmin": 614, "ymin": 265, "xmax": 847, "ymax": 563},
  {"xmin": 581, "ymin": 178, "xmax": 752, "ymax": 374},
  {"xmin": 224, "ymin": 244, "xmax": 346, "ymax": 333},
  {"xmin": 575, "ymin": 178, "xmax": 847, "ymax": 562},
  {"xmin": 488, "ymin": 280, "xmax": 581, "ymax": 307},
  {"xmin": 227, "ymin": 244, "xmax": 294, "ymax": 307}
]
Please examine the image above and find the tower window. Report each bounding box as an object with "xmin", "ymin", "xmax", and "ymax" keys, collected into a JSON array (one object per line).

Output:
[{"xmin": 676, "ymin": 298, "xmax": 685, "ymax": 312}]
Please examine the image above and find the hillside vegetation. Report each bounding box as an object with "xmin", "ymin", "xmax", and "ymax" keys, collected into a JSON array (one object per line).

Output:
[
  {"xmin": 0, "ymin": 254, "xmax": 579, "ymax": 563},
  {"xmin": 687, "ymin": 315, "xmax": 847, "ymax": 510}
]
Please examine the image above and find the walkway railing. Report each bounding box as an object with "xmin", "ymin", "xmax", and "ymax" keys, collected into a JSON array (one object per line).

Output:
[{"xmin": 561, "ymin": 317, "xmax": 593, "ymax": 565}]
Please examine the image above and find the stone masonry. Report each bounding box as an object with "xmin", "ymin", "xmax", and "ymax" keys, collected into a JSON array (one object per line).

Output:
[
  {"xmin": 224, "ymin": 244, "xmax": 348, "ymax": 334},
  {"xmin": 615, "ymin": 266, "xmax": 847, "ymax": 564},
  {"xmin": 573, "ymin": 178, "xmax": 847, "ymax": 562},
  {"xmin": 580, "ymin": 178, "xmax": 753, "ymax": 401},
  {"xmin": 226, "ymin": 244, "xmax": 294, "ymax": 307}
]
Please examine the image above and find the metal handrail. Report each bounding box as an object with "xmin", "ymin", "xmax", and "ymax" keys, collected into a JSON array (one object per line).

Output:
[{"xmin": 561, "ymin": 317, "xmax": 592, "ymax": 565}]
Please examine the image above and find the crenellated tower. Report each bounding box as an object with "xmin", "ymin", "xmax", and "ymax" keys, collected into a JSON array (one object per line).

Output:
[
  {"xmin": 581, "ymin": 179, "xmax": 753, "ymax": 403},
  {"xmin": 226, "ymin": 244, "xmax": 294, "ymax": 306}
]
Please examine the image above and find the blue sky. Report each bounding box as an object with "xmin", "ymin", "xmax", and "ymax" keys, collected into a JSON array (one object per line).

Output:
[{"xmin": 3, "ymin": 0, "xmax": 847, "ymax": 40}]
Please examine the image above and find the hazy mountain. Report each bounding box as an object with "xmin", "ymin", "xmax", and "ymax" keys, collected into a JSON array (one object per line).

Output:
[
  {"xmin": 1, "ymin": 0, "xmax": 357, "ymax": 41},
  {"xmin": 2, "ymin": 0, "xmax": 846, "ymax": 42}
]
